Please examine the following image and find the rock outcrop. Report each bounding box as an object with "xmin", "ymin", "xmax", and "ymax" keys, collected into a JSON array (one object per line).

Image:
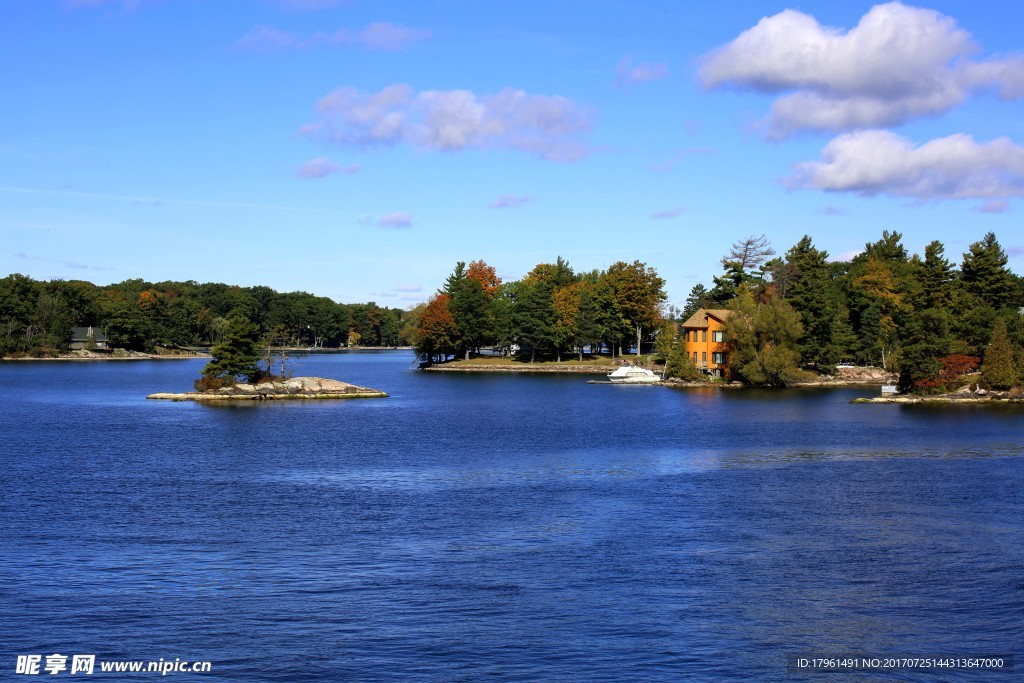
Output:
[{"xmin": 147, "ymin": 376, "xmax": 388, "ymax": 401}]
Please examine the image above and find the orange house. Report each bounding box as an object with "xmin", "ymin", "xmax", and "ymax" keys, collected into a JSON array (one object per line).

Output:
[{"xmin": 680, "ymin": 308, "xmax": 731, "ymax": 377}]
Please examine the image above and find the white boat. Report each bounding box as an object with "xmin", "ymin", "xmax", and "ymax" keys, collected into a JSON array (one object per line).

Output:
[{"xmin": 606, "ymin": 365, "xmax": 659, "ymax": 384}]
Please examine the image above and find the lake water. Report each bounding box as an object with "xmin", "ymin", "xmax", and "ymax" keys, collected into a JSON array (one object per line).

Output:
[{"xmin": 1, "ymin": 351, "xmax": 1021, "ymax": 681}]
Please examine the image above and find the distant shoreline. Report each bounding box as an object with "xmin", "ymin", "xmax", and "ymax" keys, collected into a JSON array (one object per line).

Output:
[
  {"xmin": 1, "ymin": 346, "xmax": 414, "ymax": 362},
  {"xmin": 2, "ymin": 353, "xmax": 209, "ymax": 362}
]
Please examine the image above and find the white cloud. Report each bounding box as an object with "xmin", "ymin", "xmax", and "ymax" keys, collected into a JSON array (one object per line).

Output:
[
  {"xmin": 701, "ymin": 2, "xmax": 1024, "ymax": 137},
  {"xmin": 789, "ymin": 129, "xmax": 1024, "ymax": 200},
  {"xmin": 296, "ymin": 157, "xmax": 359, "ymax": 178},
  {"xmin": 304, "ymin": 84, "xmax": 592, "ymax": 161}
]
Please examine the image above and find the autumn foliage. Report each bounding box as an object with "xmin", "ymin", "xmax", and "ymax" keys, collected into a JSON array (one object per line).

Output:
[{"xmin": 914, "ymin": 355, "xmax": 979, "ymax": 392}]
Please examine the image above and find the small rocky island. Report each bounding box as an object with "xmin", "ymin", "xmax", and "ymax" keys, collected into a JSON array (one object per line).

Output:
[{"xmin": 148, "ymin": 376, "xmax": 388, "ymax": 402}]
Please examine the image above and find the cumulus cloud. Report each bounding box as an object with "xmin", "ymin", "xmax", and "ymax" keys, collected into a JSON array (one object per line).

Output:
[
  {"xmin": 297, "ymin": 157, "xmax": 359, "ymax": 178},
  {"xmin": 790, "ymin": 129, "xmax": 1024, "ymax": 200},
  {"xmin": 490, "ymin": 194, "xmax": 534, "ymax": 209},
  {"xmin": 615, "ymin": 56, "xmax": 668, "ymax": 87},
  {"xmin": 303, "ymin": 84, "xmax": 592, "ymax": 162},
  {"xmin": 237, "ymin": 22, "xmax": 430, "ymax": 52},
  {"xmin": 650, "ymin": 206, "xmax": 685, "ymax": 219},
  {"xmin": 701, "ymin": 2, "xmax": 1024, "ymax": 137}
]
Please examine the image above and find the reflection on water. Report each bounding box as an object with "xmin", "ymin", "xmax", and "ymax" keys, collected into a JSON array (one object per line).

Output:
[{"xmin": 1, "ymin": 352, "xmax": 1021, "ymax": 682}]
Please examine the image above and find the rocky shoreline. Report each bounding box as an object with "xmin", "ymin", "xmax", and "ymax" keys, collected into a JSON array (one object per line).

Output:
[
  {"xmin": 854, "ymin": 390, "xmax": 1023, "ymax": 405},
  {"xmin": 147, "ymin": 376, "xmax": 388, "ymax": 402}
]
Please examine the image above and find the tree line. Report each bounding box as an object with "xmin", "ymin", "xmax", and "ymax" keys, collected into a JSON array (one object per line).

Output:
[
  {"xmin": 0, "ymin": 276, "xmax": 413, "ymax": 357},
  {"xmin": 416, "ymin": 231, "xmax": 1024, "ymax": 393},
  {"xmin": 691, "ymin": 231, "xmax": 1024, "ymax": 391},
  {"xmin": 412, "ymin": 258, "xmax": 667, "ymax": 363}
]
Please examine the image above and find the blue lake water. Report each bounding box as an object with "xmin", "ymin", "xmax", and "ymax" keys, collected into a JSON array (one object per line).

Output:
[{"xmin": 1, "ymin": 351, "xmax": 1021, "ymax": 681}]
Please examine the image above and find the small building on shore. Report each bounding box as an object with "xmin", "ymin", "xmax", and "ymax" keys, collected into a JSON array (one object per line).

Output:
[
  {"xmin": 680, "ymin": 308, "xmax": 731, "ymax": 377},
  {"xmin": 69, "ymin": 326, "xmax": 109, "ymax": 350}
]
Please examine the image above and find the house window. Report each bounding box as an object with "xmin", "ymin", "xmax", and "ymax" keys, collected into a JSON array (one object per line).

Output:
[
  {"xmin": 702, "ymin": 352, "xmax": 707, "ymax": 364},
  {"xmin": 701, "ymin": 330, "xmax": 707, "ymax": 342},
  {"xmin": 712, "ymin": 331, "xmax": 724, "ymax": 343},
  {"xmin": 713, "ymin": 352, "xmax": 726, "ymax": 365},
  {"xmin": 692, "ymin": 352, "xmax": 698, "ymax": 363}
]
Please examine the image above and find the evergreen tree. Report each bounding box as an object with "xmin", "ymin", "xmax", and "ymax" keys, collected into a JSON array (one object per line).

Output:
[
  {"xmin": 513, "ymin": 280, "xmax": 555, "ymax": 362},
  {"xmin": 450, "ymin": 277, "xmax": 490, "ymax": 359},
  {"xmin": 783, "ymin": 235, "xmax": 838, "ymax": 368},
  {"xmin": 897, "ymin": 308, "xmax": 951, "ymax": 393},
  {"xmin": 681, "ymin": 283, "xmax": 712, "ymax": 321},
  {"xmin": 961, "ymin": 232, "xmax": 1018, "ymax": 310},
  {"xmin": 981, "ymin": 318, "xmax": 1017, "ymax": 389},
  {"xmin": 920, "ymin": 240, "xmax": 955, "ymax": 311},
  {"xmin": 710, "ymin": 235, "xmax": 775, "ymax": 304},
  {"xmin": 198, "ymin": 313, "xmax": 262, "ymax": 388}
]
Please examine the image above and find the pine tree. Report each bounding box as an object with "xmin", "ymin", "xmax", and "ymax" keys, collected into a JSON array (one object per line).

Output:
[
  {"xmin": 921, "ymin": 240, "xmax": 955, "ymax": 310},
  {"xmin": 784, "ymin": 235, "xmax": 837, "ymax": 367},
  {"xmin": 961, "ymin": 232, "xmax": 1018, "ymax": 310},
  {"xmin": 681, "ymin": 283, "xmax": 712, "ymax": 320},
  {"xmin": 198, "ymin": 313, "xmax": 262, "ymax": 388},
  {"xmin": 981, "ymin": 318, "xmax": 1018, "ymax": 390}
]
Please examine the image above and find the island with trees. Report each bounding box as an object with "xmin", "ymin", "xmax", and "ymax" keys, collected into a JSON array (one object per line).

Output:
[
  {"xmin": 414, "ymin": 231, "xmax": 1024, "ymax": 399},
  {"xmin": 148, "ymin": 312, "xmax": 387, "ymax": 401}
]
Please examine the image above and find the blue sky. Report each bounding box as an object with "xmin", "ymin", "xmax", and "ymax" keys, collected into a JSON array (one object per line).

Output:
[{"xmin": 2, "ymin": 0, "xmax": 1022, "ymax": 308}]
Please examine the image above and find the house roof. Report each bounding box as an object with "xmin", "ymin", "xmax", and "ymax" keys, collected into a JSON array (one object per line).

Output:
[
  {"xmin": 680, "ymin": 308, "xmax": 731, "ymax": 329},
  {"xmin": 69, "ymin": 326, "xmax": 108, "ymax": 342}
]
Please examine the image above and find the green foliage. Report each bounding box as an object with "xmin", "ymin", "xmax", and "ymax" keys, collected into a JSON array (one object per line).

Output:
[
  {"xmin": 656, "ymin": 324, "xmax": 700, "ymax": 380},
  {"xmin": 981, "ymin": 318, "xmax": 1018, "ymax": 390},
  {"xmin": 897, "ymin": 308, "xmax": 951, "ymax": 393},
  {"xmin": 0, "ymin": 273, "xmax": 413, "ymax": 358},
  {"xmin": 198, "ymin": 314, "xmax": 262, "ymax": 387},
  {"xmin": 783, "ymin": 235, "xmax": 840, "ymax": 367},
  {"xmin": 961, "ymin": 232, "xmax": 1018, "ymax": 310},
  {"xmin": 681, "ymin": 283, "xmax": 712, "ymax": 321},
  {"xmin": 513, "ymin": 280, "xmax": 555, "ymax": 362},
  {"xmin": 723, "ymin": 287, "xmax": 804, "ymax": 387}
]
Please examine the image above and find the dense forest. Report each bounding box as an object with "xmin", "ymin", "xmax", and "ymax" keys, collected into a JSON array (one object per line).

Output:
[
  {"xmin": 416, "ymin": 231, "xmax": 1024, "ymax": 392},
  {"xmin": 0, "ymin": 276, "xmax": 413, "ymax": 357}
]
